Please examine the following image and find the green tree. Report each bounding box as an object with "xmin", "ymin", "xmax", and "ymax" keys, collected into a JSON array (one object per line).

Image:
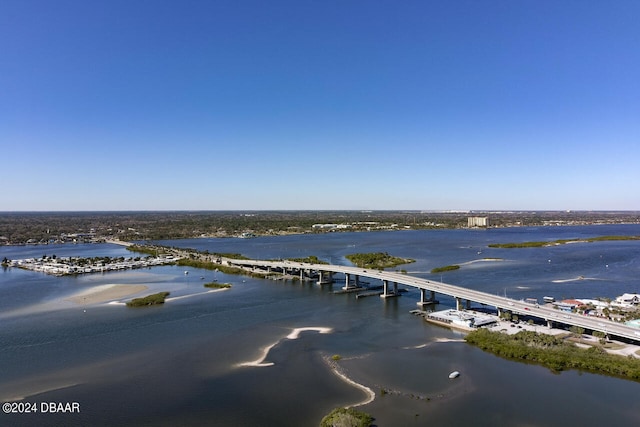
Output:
[{"xmin": 569, "ymin": 326, "xmax": 585, "ymax": 337}]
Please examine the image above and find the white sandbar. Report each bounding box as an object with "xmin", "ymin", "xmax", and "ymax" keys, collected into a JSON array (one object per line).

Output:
[
  {"xmin": 286, "ymin": 327, "xmax": 333, "ymax": 339},
  {"xmin": 237, "ymin": 326, "xmax": 334, "ymax": 368},
  {"xmin": 326, "ymin": 360, "xmax": 375, "ymax": 408},
  {"xmin": 65, "ymin": 284, "xmax": 149, "ymax": 304}
]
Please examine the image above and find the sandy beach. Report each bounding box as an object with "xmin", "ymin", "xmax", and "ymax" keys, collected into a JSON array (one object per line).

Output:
[{"xmin": 65, "ymin": 284, "xmax": 149, "ymax": 305}]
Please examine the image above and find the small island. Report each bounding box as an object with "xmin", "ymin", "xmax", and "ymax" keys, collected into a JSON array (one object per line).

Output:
[
  {"xmin": 345, "ymin": 252, "xmax": 415, "ymax": 269},
  {"xmin": 320, "ymin": 407, "xmax": 374, "ymax": 427},
  {"xmin": 431, "ymin": 264, "xmax": 460, "ymax": 274},
  {"xmin": 204, "ymin": 282, "xmax": 231, "ymax": 289},
  {"xmin": 489, "ymin": 235, "xmax": 640, "ymax": 248},
  {"xmin": 126, "ymin": 292, "xmax": 170, "ymax": 307}
]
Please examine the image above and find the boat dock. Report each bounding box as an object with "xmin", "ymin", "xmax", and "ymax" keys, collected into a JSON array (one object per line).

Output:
[
  {"xmin": 412, "ymin": 309, "xmax": 498, "ymax": 331},
  {"xmin": 356, "ymin": 290, "xmax": 384, "ymax": 299}
]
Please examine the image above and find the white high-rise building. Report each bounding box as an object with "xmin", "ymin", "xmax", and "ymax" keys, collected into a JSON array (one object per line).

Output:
[{"xmin": 468, "ymin": 216, "xmax": 489, "ymax": 228}]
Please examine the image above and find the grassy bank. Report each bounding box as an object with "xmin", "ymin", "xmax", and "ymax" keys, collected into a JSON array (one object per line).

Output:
[{"xmin": 465, "ymin": 328, "xmax": 640, "ymax": 380}]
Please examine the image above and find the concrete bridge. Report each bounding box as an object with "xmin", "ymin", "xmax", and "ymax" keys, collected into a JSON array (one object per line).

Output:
[{"xmin": 226, "ymin": 258, "xmax": 640, "ymax": 343}]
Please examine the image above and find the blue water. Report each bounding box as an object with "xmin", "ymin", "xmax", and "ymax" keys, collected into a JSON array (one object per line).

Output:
[{"xmin": 1, "ymin": 225, "xmax": 639, "ymax": 426}]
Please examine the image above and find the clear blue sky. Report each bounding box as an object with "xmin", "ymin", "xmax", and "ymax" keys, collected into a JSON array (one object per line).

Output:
[{"xmin": 1, "ymin": 0, "xmax": 639, "ymax": 211}]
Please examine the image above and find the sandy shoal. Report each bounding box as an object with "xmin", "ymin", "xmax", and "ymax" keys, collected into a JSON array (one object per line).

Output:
[{"xmin": 66, "ymin": 284, "xmax": 149, "ymax": 305}]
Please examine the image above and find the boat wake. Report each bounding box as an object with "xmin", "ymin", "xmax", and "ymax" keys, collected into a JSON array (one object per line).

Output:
[
  {"xmin": 403, "ymin": 343, "xmax": 431, "ymax": 350},
  {"xmin": 165, "ymin": 288, "xmax": 229, "ymax": 302},
  {"xmin": 0, "ymin": 382, "xmax": 81, "ymax": 402},
  {"xmin": 105, "ymin": 288, "xmax": 229, "ymax": 306},
  {"xmin": 458, "ymin": 258, "xmax": 505, "ymax": 266},
  {"xmin": 434, "ymin": 337, "xmax": 466, "ymax": 343},
  {"xmin": 552, "ymin": 276, "xmax": 602, "ymax": 283},
  {"xmin": 403, "ymin": 337, "xmax": 465, "ymax": 350},
  {"xmin": 237, "ymin": 327, "xmax": 333, "ymax": 368}
]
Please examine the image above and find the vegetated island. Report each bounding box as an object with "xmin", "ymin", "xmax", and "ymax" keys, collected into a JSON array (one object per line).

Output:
[
  {"xmin": 488, "ymin": 235, "xmax": 640, "ymax": 248},
  {"xmin": 431, "ymin": 265, "xmax": 460, "ymax": 274},
  {"xmin": 126, "ymin": 292, "xmax": 170, "ymax": 307},
  {"xmin": 465, "ymin": 328, "xmax": 640, "ymax": 381},
  {"xmin": 204, "ymin": 282, "xmax": 231, "ymax": 289},
  {"xmin": 320, "ymin": 407, "xmax": 374, "ymax": 427},
  {"xmin": 345, "ymin": 252, "xmax": 415, "ymax": 269}
]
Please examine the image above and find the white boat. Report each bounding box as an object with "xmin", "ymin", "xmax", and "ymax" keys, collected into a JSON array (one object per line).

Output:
[{"xmin": 448, "ymin": 371, "xmax": 460, "ymax": 379}]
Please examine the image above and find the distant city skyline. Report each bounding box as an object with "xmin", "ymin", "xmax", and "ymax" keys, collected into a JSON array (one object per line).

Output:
[{"xmin": 2, "ymin": 1, "xmax": 639, "ymax": 211}]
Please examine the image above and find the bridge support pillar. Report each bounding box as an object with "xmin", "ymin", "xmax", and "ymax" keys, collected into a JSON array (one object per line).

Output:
[
  {"xmin": 300, "ymin": 269, "xmax": 304, "ymax": 281},
  {"xmin": 418, "ymin": 289, "xmax": 427, "ymax": 305},
  {"xmin": 547, "ymin": 320, "xmax": 553, "ymax": 329},
  {"xmin": 343, "ymin": 273, "xmax": 353, "ymax": 290},
  {"xmin": 455, "ymin": 297, "xmax": 462, "ymax": 311},
  {"xmin": 466, "ymin": 299, "xmax": 471, "ymax": 310},
  {"xmin": 418, "ymin": 289, "xmax": 439, "ymax": 306},
  {"xmin": 317, "ymin": 271, "xmax": 333, "ymax": 285},
  {"xmin": 381, "ymin": 280, "xmax": 400, "ymax": 298}
]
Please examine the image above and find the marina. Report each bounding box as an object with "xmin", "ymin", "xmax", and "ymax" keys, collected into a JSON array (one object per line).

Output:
[{"xmin": 5, "ymin": 255, "xmax": 178, "ymax": 276}]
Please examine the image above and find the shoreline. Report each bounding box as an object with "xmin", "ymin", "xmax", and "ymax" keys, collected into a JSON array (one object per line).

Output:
[{"xmin": 2, "ymin": 220, "xmax": 639, "ymax": 247}]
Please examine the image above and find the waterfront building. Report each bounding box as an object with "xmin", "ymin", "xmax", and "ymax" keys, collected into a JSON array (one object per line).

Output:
[
  {"xmin": 612, "ymin": 293, "xmax": 640, "ymax": 308},
  {"xmin": 468, "ymin": 216, "xmax": 489, "ymax": 228}
]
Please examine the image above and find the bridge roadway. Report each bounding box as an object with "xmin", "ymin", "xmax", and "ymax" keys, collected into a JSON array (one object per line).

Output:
[{"xmin": 226, "ymin": 258, "xmax": 640, "ymax": 343}]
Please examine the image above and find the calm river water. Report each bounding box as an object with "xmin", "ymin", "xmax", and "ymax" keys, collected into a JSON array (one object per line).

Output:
[{"xmin": 1, "ymin": 225, "xmax": 640, "ymax": 426}]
